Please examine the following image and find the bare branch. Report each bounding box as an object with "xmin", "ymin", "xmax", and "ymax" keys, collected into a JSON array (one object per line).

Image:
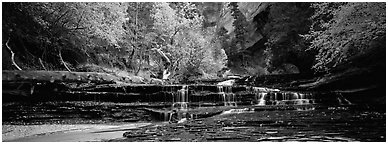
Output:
[
  {"xmin": 5, "ymin": 37, "xmax": 22, "ymax": 70},
  {"xmin": 61, "ymin": 17, "xmax": 72, "ymax": 28},
  {"xmin": 151, "ymin": 48, "xmax": 171, "ymax": 80},
  {"xmin": 170, "ymin": 27, "xmax": 180, "ymax": 45},
  {"xmin": 39, "ymin": 58, "xmax": 47, "ymax": 70},
  {"xmin": 53, "ymin": 10, "xmax": 70, "ymax": 25},
  {"xmin": 151, "ymin": 48, "xmax": 171, "ymax": 64},
  {"xmin": 69, "ymin": 27, "xmax": 87, "ymax": 31},
  {"xmin": 75, "ymin": 11, "xmax": 85, "ymax": 29},
  {"xmin": 59, "ymin": 50, "xmax": 71, "ymax": 72}
]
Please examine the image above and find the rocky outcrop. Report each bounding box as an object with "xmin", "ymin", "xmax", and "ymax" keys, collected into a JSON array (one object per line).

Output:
[
  {"xmin": 197, "ymin": 2, "xmax": 269, "ymax": 75},
  {"xmin": 217, "ymin": 2, "xmax": 268, "ymax": 49},
  {"xmin": 198, "ymin": 2, "xmax": 314, "ymax": 75},
  {"xmin": 197, "ymin": 2, "xmax": 267, "ymax": 49}
]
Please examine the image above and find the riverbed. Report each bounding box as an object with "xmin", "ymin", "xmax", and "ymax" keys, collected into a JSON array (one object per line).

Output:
[
  {"xmin": 112, "ymin": 106, "xmax": 385, "ymax": 142},
  {"xmin": 2, "ymin": 101, "xmax": 385, "ymax": 142}
]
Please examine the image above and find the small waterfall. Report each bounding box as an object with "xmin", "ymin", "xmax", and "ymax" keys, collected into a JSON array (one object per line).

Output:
[
  {"xmin": 217, "ymin": 86, "xmax": 237, "ymax": 107},
  {"xmin": 254, "ymin": 88, "xmax": 267, "ymax": 106},
  {"xmin": 163, "ymin": 112, "xmax": 171, "ymax": 121},
  {"xmin": 258, "ymin": 94, "xmax": 266, "ymax": 105},
  {"xmin": 253, "ymin": 90, "xmax": 315, "ymax": 106},
  {"xmin": 172, "ymin": 85, "xmax": 189, "ymax": 110}
]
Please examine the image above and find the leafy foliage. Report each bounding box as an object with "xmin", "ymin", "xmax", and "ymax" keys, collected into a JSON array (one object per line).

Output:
[
  {"xmin": 151, "ymin": 2, "xmax": 227, "ymax": 82},
  {"xmin": 229, "ymin": 2, "xmax": 248, "ymax": 51},
  {"xmin": 123, "ymin": 2, "xmax": 155, "ymax": 72},
  {"xmin": 3, "ymin": 2, "xmax": 128, "ymax": 70},
  {"xmin": 3, "ymin": 2, "xmax": 228, "ymax": 82},
  {"xmin": 5, "ymin": 2, "xmax": 382, "ymax": 81},
  {"xmin": 304, "ymin": 2, "xmax": 386, "ymax": 72},
  {"xmin": 220, "ymin": 2, "xmax": 250, "ymax": 67}
]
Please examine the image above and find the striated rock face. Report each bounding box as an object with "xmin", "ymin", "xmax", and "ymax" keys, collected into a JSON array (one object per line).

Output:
[
  {"xmin": 196, "ymin": 2, "xmax": 270, "ymax": 75},
  {"xmin": 217, "ymin": 2, "xmax": 268, "ymax": 49},
  {"xmin": 197, "ymin": 2, "xmax": 267, "ymax": 44}
]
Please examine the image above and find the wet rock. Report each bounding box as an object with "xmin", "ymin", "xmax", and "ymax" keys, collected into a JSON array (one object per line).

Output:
[
  {"xmin": 143, "ymin": 130, "xmax": 158, "ymax": 135},
  {"xmin": 257, "ymin": 136, "xmax": 287, "ymax": 141},
  {"xmin": 206, "ymin": 136, "xmax": 243, "ymax": 141},
  {"xmin": 206, "ymin": 131, "xmax": 217, "ymax": 135},
  {"xmin": 265, "ymin": 131, "xmax": 278, "ymax": 134},
  {"xmin": 123, "ymin": 131, "xmax": 149, "ymax": 138},
  {"xmin": 294, "ymin": 134, "xmax": 306, "ymax": 137},
  {"xmin": 188, "ymin": 129, "xmax": 201, "ymax": 133},
  {"xmin": 324, "ymin": 132, "xmax": 341, "ymax": 136},
  {"xmin": 176, "ymin": 125, "xmax": 185, "ymax": 129},
  {"xmin": 165, "ymin": 138, "xmax": 181, "ymax": 141}
]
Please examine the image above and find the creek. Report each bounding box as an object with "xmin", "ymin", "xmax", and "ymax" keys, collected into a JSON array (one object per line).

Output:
[{"xmin": 2, "ymin": 84, "xmax": 386, "ymax": 142}]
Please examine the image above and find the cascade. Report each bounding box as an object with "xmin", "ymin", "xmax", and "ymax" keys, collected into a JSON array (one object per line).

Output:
[
  {"xmin": 256, "ymin": 92, "xmax": 267, "ymax": 106},
  {"xmin": 253, "ymin": 87, "xmax": 267, "ymax": 105},
  {"xmin": 172, "ymin": 85, "xmax": 189, "ymax": 111},
  {"xmin": 253, "ymin": 90, "xmax": 316, "ymax": 106},
  {"xmin": 163, "ymin": 112, "xmax": 171, "ymax": 121},
  {"xmin": 217, "ymin": 86, "xmax": 237, "ymax": 107}
]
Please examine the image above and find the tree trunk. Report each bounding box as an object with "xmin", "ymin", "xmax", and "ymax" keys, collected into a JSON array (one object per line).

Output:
[
  {"xmin": 151, "ymin": 48, "xmax": 171, "ymax": 80},
  {"xmin": 135, "ymin": 49, "xmax": 143, "ymax": 75},
  {"xmin": 130, "ymin": 48, "xmax": 136, "ymax": 69}
]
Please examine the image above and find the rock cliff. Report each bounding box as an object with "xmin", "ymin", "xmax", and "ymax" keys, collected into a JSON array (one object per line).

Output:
[{"xmin": 202, "ymin": 2, "xmax": 315, "ymax": 75}]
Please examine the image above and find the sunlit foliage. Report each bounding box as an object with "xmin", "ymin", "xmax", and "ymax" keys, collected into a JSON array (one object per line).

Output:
[{"xmin": 304, "ymin": 2, "xmax": 386, "ymax": 72}]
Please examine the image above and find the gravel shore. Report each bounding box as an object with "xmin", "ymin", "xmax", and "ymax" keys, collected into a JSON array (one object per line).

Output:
[{"xmin": 2, "ymin": 123, "xmax": 151, "ymax": 142}]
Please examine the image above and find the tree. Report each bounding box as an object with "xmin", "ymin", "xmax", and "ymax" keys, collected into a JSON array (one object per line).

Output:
[
  {"xmin": 151, "ymin": 2, "xmax": 227, "ymax": 82},
  {"xmin": 303, "ymin": 2, "xmax": 386, "ymax": 72},
  {"xmin": 228, "ymin": 2, "xmax": 248, "ymax": 51},
  {"xmin": 124, "ymin": 2, "xmax": 155, "ymax": 73},
  {"xmin": 220, "ymin": 2, "xmax": 250, "ymax": 67},
  {"xmin": 3, "ymin": 2, "xmax": 228, "ymax": 82},
  {"xmin": 3, "ymin": 2, "xmax": 128, "ymax": 70}
]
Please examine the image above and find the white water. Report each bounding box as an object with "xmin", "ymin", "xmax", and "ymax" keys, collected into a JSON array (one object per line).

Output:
[
  {"xmin": 253, "ymin": 90, "xmax": 316, "ymax": 106},
  {"xmin": 218, "ymin": 86, "xmax": 237, "ymax": 107},
  {"xmin": 256, "ymin": 92, "xmax": 267, "ymax": 106},
  {"xmin": 220, "ymin": 108, "xmax": 255, "ymax": 115},
  {"xmin": 252, "ymin": 86, "xmax": 280, "ymax": 92},
  {"xmin": 217, "ymin": 79, "xmax": 235, "ymax": 86},
  {"xmin": 172, "ymin": 86, "xmax": 189, "ymax": 110}
]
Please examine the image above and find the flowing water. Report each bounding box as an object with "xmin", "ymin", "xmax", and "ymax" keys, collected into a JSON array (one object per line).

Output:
[
  {"xmin": 2, "ymin": 84, "xmax": 385, "ymax": 142},
  {"xmin": 172, "ymin": 86, "xmax": 189, "ymax": 110},
  {"xmin": 218, "ymin": 86, "xmax": 237, "ymax": 107}
]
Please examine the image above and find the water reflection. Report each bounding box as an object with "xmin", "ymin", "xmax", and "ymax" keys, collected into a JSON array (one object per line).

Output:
[{"xmin": 119, "ymin": 106, "xmax": 385, "ymax": 142}]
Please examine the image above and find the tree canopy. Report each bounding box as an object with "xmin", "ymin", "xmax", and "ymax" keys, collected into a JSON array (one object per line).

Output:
[
  {"xmin": 2, "ymin": 2, "xmax": 385, "ymax": 82},
  {"xmin": 2, "ymin": 2, "xmax": 227, "ymax": 83},
  {"xmin": 303, "ymin": 2, "xmax": 386, "ymax": 72}
]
